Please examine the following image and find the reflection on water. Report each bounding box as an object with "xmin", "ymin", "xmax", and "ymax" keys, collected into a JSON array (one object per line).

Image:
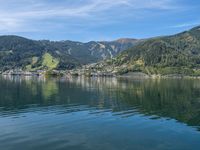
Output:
[{"xmin": 0, "ymin": 76, "xmax": 200, "ymax": 150}]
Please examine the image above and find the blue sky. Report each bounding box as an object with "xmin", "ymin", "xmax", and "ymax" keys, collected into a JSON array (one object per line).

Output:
[{"xmin": 0, "ymin": 0, "xmax": 200, "ymax": 41}]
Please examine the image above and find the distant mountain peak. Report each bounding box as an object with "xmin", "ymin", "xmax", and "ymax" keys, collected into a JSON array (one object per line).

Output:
[
  {"xmin": 114, "ymin": 38, "xmax": 138, "ymax": 44},
  {"xmin": 190, "ymin": 25, "xmax": 200, "ymax": 31}
]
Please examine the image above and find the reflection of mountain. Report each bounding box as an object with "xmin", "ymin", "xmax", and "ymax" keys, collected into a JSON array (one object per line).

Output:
[
  {"xmin": 117, "ymin": 79, "xmax": 200, "ymax": 128},
  {"xmin": 0, "ymin": 76, "xmax": 200, "ymax": 130},
  {"xmin": 0, "ymin": 76, "xmax": 59, "ymax": 108},
  {"xmin": 41, "ymin": 80, "xmax": 58, "ymax": 100},
  {"xmin": 67, "ymin": 77, "xmax": 200, "ymax": 129}
]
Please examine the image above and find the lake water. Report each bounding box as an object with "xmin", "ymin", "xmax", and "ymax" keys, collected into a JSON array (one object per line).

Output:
[{"xmin": 0, "ymin": 76, "xmax": 200, "ymax": 150}]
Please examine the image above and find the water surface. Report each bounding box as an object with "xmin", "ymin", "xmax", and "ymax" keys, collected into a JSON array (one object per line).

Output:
[{"xmin": 0, "ymin": 76, "xmax": 200, "ymax": 150}]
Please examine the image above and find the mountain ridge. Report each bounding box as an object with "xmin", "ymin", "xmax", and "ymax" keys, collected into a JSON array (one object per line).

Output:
[{"xmin": 0, "ymin": 35, "xmax": 139, "ymax": 72}]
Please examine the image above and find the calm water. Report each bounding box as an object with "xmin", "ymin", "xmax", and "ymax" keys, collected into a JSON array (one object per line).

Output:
[{"xmin": 0, "ymin": 76, "xmax": 200, "ymax": 150}]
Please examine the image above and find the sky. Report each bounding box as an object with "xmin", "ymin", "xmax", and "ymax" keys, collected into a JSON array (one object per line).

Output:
[{"xmin": 0, "ymin": 0, "xmax": 200, "ymax": 42}]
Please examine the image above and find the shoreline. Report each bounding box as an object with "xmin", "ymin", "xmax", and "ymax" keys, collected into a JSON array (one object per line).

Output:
[{"xmin": 1, "ymin": 71, "xmax": 200, "ymax": 79}]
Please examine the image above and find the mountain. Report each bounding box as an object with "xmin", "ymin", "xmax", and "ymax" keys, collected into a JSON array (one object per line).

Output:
[
  {"xmin": 3, "ymin": 26, "xmax": 200, "ymax": 76},
  {"xmin": 0, "ymin": 36, "xmax": 139, "ymax": 72},
  {"xmin": 87, "ymin": 26, "xmax": 200, "ymax": 76},
  {"xmin": 41, "ymin": 38, "xmax": 140, "ymax": 64}
]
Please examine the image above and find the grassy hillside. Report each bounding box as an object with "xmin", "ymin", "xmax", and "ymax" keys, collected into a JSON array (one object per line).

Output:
[
  {"xmin": 25, "ymin": 53, "xmax": 59, "ymax": 71},
  {"xmin": 42, "ymin": 53, "xmax": 59, "ymax": 70}
]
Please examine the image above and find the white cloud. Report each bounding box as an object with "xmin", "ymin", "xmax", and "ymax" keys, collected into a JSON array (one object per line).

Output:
[
  {"xmin": 0, "ymin": 0, "xmax": 178, "ymax": 33},
  {"xmin": 170, "ymin": 22, "xmax": 200, "ymax": 28}
]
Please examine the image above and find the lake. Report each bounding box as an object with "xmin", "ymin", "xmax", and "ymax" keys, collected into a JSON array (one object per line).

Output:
[{"xmin": 0, "ymin": 76, "xmax": 200, "ymax": 150}]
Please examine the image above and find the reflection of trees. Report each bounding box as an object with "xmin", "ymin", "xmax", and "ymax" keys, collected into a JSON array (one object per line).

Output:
[
  {"xmin": 0, "ymin": 75, "xmax": 200, "ymax": 129},
  {"xmin": 68, "ymin": 77, "xmax": 200, "ymax": 129},
  {"xmin": 41, "ymin": 80, "xmax": 58, "ymax": 100},
  {"xmin": 0, "ymin": 76, "xmax": 58, "ymax": 108}
]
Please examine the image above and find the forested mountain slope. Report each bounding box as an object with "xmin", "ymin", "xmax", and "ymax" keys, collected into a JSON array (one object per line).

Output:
[{"xmin": 91, "ymin": 26, "xmax": 200, "ymax": 76}]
